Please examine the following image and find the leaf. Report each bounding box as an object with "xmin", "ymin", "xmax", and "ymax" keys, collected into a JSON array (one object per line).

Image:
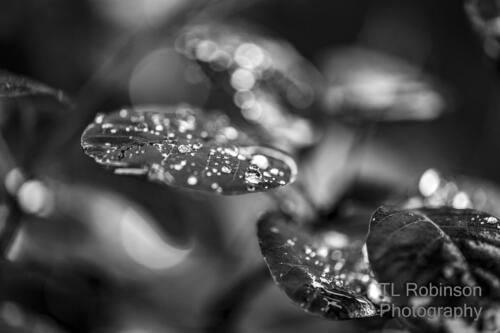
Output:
[
  {"xmin": 0, "ymin": 69, "xmax": 71, "ymax": 105},
  {"xmin": 366, "ymin": 206, "xmax": 500, "ymax": 328},
  {"xmin": 81, "ymin": 105, "xmax": 297, "ymax": 195},
  {"xmin": 465, "ymin": 0, "xmax": 500, "ymax": 60},
  {"xmin": 257, "ymin": 211, "xmax": 386, "ymax": 319},
  {"xmin": 319, "ymin": 47, "xmax": 448, "ymax": 122},
  {"xmin": 175, "ymin": 22, "xmax": 321, "ymax": 151}
]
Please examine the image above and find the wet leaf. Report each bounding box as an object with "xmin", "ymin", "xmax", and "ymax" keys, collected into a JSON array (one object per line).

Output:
[
  {"xmin": 465, "ymin": 0, "xmax": 500, "ymax": 60},
  {"xmin": 319, "ymin": 47, "xmax": 448, "ymax": 122},
  {"xmin": 366, "ymin": 206, "xmax": 500, "ymax": 326},
  {"xmin": 0, "ymin": 69, "xmax": 71, "ymax": 105},
  {"xmin": 257, "ymin": 212, "xmax": 385, "ymax": 319},
  {"xmin": 81, "ymin": 105, "xmax": 297, "ymax": 195},
  {"xmin": 175, "ymin": 22, "xmax": 321, "ymax": 151},
  {"xmin": 404, "ymin": 168, "xmax": 500, "ymax": 218}
]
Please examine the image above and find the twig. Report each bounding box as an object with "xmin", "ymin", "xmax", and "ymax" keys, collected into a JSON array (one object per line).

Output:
[
  {"xmin": 0, "ymin": 198, "xmax": 22, "ymax": 257},
  {"xmin": 0, "ymin": 132, "xmax": 16, "ymax": 182},
  {"xmin": 0, "ymin": 132, "xmax": 23, "ymax": 258},
  {"xmin": 205, "ymin": 264, "xmax": 270, "ymax": 333}
]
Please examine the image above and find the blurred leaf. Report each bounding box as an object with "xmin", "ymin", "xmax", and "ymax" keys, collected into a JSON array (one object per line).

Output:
[
  {"xmin": 405, "ymin": 168, "xmax": 500, "ymax": 218},
  {"xmin": 465, "ymin": 0, "xmax": 500, "ymax": 61},
  {"xmin": 81, "ymin": 105, "xmax": 297, "ymax": 195},
  {"xmin": 175, "ymin": 21, "xmax": 322, "ymax": 152},
  {"xmin": 257, "ymin": 211, "xmax": 385, "ymax": 319},
  {"xmin": 367, "ymin": 206, "xmax": 500, "ymax": 329},
  {"xmin": 0, "ymin": 70, "xmax": 71, "ymax": 107},
  {"xmin": 319, "ymin": 47, "xmax": 448, "ymax": 122},
  {"xmin": 0, "ymin": 70, "xmax": 72, "ymax": 167}
]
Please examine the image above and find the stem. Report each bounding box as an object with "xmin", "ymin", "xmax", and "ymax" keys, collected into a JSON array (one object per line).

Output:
[
  {"xmin": 205, "ymin": 264, "xmax": 270, "ymax": 333},
  {"xmin": 347, "ymin": 118, "xmax": 381, "ymax": 185},
  {"xmin": 0, "ymin": 132, "xmax": 22, "ymax": 258},
  {"xmin": 0, "ymin": 198, "xmax": 22, "ymax": 257},
  {"xmin": 314, "ymin": 118, "xmax": 381, "ymax": 220},
  {"xmin": 0, "ymin": 132, "xmax": 16, "ymax": 182}
]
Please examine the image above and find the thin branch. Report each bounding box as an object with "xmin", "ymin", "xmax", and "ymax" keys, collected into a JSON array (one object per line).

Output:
[
  {"xmin": 0, "ymin": 198, "xmax": 22, "ymax": 257},
  {"xmin": 0, "ymin": 132, "xmax": 16, "ymax": 182},
  {"xmin": 205, "ymin": 264, "xmax": 270, "ymax": 333}
]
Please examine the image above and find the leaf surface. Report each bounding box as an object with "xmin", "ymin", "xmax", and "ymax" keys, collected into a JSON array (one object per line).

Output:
[
  {"xmin": 258, "ymin": 212, "xmax": 385, "ymax": 319},
  {"xmin": 81, "ymin": 105, "xmax": 297, "ymax": 194}
]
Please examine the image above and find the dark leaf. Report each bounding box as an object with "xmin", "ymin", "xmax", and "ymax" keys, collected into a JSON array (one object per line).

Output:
[
  {"xmin": 0, "ymin": 69, "xmax": 71, "ymax": 105},
  {"xmin": 319, "ymin": 47, "xmax": 448, "ymax": 122},
  {"xmin": 175, "ymin": 22, "xmax": 321, "ymax": 152},
  {"xmin": 367, "ymin": 206, "xmax": 500, "ymax": 327},
  {"xmin": 81, "ymin": 105, "xmax": 297, "ymax": 195},
  {"xmin": 258, "ymin": 212, "xmax": 385, "ymax": 319},
  {"xmin": 465, "ymin": 0, "xmax": 500, "ymax": 60}
]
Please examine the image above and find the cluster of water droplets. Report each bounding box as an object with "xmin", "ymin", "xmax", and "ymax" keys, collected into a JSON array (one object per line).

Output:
[
  {"xmin": 403, "ymin": 168, "xmax": 500, "ymax": 218},
  {"xmin": 175, "ymin": 23, "xmax": 318, "ymax": 151},
  {"xmin": 81, "ymin": 105, "xmax": 297, "ymax": 194}
]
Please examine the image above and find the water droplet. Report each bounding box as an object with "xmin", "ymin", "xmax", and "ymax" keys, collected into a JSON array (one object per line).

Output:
[
  {"xmin": 94, "ymin": 113, "xmax": 105, "ymax": 124},
  {"xmin": 221, "ymin": 166, "xmax": 232, "ymax": 174},
  {"xmin": 187, "ymin": 176, "xmax": 198, "ymax": 185},
  {"xmin": 485, "ymin": 216, "xmax": 498, "ymax": 224},
  {"xmin": 419, "ymin": 169, "xmax": 441, "ymax": 197},
  {"xmin": 270, "ymin": 168, "xmax": 279, "ymax": 175},
  {"xmin": 245, "ymin": 167, "xmax": 262, "ymax": 185},
  {"xmin": 178, "ymin": 145, "xmax": 192, "ymax": 154},
  {"xmin": 251, "ymin": 154, "xmax": 269, "ymax": 169}
]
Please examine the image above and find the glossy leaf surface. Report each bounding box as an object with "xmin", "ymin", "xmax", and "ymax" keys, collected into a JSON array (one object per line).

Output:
[
  {"xmin": 258, "ymin": 212, "xmax": 385, "ymax": 319},
  {"xmin": 81, "ymin": 105, "xmax": 297, "ymax": 194}
]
